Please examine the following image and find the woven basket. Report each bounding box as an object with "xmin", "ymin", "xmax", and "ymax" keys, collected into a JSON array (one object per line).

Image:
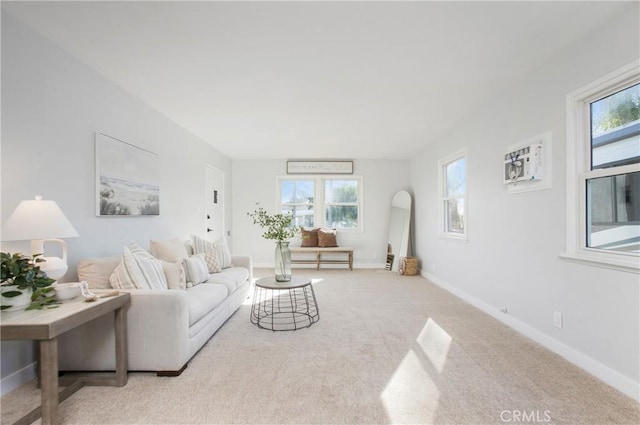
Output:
[{"xmin": 400, "ymin": 257, "xmax": 418, "ymax": 276}]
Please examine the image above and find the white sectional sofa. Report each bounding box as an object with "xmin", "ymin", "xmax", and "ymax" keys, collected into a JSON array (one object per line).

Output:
[{"xmin": 57, "ymin": 243, "xmax": 252, "ymax": 376}]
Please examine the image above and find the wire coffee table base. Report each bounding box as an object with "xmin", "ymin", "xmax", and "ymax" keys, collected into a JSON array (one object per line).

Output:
[{"xmin": 250, "ymin": 276, "xmax": 319, "ymax": 331}]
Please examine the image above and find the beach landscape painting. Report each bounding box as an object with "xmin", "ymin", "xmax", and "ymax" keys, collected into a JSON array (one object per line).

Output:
[{"xmin": 96, "ymin": 133, "xmax": 160, "ymax": 216}]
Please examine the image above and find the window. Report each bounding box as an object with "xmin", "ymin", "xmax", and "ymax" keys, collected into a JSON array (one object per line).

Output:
[
  {"xmin": 565, "ymin": 62, "xmax": 639, "ymax": 272},
  {"xmin": 324, "ymin": 179, "xmax": 359, "ymax": 229},
  {"xmin": 280, "ymin": 179, "xmax": 315, "ymax": 228},
  {"xmin": 438, "ymin": 150, "xmax": 467, "ymax": 239},
  {"xmin": 278, "ymin": 176, "xmax": 363, "ymax": 230}
]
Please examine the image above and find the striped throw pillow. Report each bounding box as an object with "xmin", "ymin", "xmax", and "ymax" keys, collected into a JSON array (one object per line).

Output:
[
  {"xmin": 191, "ymin": 235, "xmax": 221, "ymax": 273},
  {"xmin": 109, "ymin": 243, "xmax": 168, "ymax": 290},
  {"xmin": 215, "ymin": 238, "xmax": 232, "ymax": 269},
  {"xmin": 183, "ymin": 253, "xmax": 209, "ymax": 287}
]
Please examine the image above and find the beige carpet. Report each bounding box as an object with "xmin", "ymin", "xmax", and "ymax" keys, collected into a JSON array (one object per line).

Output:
[{"xmin": 1, "ymin": 269, "xmax": 638, "ymax": 425}]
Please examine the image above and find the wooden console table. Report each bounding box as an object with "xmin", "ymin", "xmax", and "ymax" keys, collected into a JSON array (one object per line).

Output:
[{"xmin": 1, "ymin": 293, "xmax": 130, "ymax": 425}]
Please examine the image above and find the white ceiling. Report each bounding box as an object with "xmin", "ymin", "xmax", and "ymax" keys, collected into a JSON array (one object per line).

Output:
[{"xmin": 2, "ymin": 1, "xmax": 635, "ymax": 159}]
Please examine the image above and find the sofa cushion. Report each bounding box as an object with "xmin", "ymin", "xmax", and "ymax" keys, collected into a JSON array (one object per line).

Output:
[
  {"xmin": 185, "ymin": 284, "xmax": 229, "ymax": 326},
  {"xmin": 77, "ymin": 256, "xmax": 120, "ymax": 289},
  {"xmin": 150, "ymin": 238, "xmax": 190, "ymax": 262},
  {"xmin": 206, "ymin": 267, "xmax": 250, "ymax": 293}
]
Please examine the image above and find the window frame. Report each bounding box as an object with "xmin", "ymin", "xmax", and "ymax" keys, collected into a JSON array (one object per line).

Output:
[
  {"xmin": 563, "ymin": 61, "xmax": 640, "ymax": 273},
  {"xmin": 277, "ymin": 175, "xmax": 364, "ymax": 231},
  {"xmin": 438, "ymin": 149, "xmax": 468, "ymax": 240}
]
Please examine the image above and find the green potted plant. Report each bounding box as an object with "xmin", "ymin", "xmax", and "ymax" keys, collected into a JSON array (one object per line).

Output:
[
  {"xmin": 1, "ymin": 252, "xmax": 58, "ymax": 310},
  {"xmin": 247, "ymin": 205, "xmax": 299, "ymax": 282}
]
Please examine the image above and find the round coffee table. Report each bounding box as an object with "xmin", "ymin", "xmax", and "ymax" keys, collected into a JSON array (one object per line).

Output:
[{"xmin": 250, "ymin": 276, "xmax": 319, "ymax": 331}]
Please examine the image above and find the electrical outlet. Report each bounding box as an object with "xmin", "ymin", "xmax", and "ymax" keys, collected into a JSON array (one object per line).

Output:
[
  {"xmin": 553, "ymin": 311, "xmax": 562, "ymax": 329},
  {"xmin": 372, "ymin": 251, "xmax": 377, "ymax": 259}
]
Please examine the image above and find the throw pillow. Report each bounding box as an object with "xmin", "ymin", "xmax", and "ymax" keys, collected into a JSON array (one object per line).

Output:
[
  {"xmin": 109, "ymin": 242, "xmax": 168, "ymax": 290},
  {"xmin": 191, "ymin": 234, "xmax": 221, "ymax": 273},
  {"xmin": 318, "ymin": 228, "xmax": 338, "ymax": 247},
  {"xmin": 162, "ymin": 260, "xmax": 187, "ymax": 290},
  {"xmin": 215, "ymin": 237, "xmax": 233, "ymax": 269},
  {"xmin": 183, "ymin": 253, "xmax": 209, "ymax": 287},
  {"xmin": 77, "ymin": 256, "xmax": 121, "ymax": 289},
  {"xmin": 149, "ymin": 237, "xmax": 190, "ymax": 262},
  {"xmin": 301, "ymin": 227, "xmax": 319, "ymax": 247}
]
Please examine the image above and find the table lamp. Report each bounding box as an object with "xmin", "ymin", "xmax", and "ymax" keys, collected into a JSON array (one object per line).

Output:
[{"xmin": 2, "ymin": 196, "xmax": 80, "ymax": 281}]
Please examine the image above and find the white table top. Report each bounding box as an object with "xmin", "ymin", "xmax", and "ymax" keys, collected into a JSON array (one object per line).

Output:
[{"xmin": 255, "ymin": 276, "xmax": 312, "ymax": 290}]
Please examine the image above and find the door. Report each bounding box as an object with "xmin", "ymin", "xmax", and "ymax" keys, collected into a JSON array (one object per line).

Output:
[{"xmin": 205, "ymin": 164, "xmax": 224, "ymax": 242}]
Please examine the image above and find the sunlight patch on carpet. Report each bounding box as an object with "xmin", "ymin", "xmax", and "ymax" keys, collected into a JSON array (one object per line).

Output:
[
  {"xmin": 416, "ymin": 318, "xmax": 452, "ymax": 373},
  {"xmin": 381, "ymin": 350, "xmax": 441, "ymax": 424}
]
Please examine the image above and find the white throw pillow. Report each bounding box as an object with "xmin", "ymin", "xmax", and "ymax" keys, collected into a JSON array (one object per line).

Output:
[
  {"xmin": 183, "ymin": 253, "xmax": 209, "ymax": 287},
  {"xmin": 191, "ymin": 234, "xmax": 221, "ymax": 273},
  {"xmin": 162, "ymin": 260, "xmax": 186, "ymax": 290},
  {"xmin": 149, "ymin": 237, "xmax": 190, "ymax": 262},
  {"xmin": 77, "ymin": 256, "xmax": 121, "ymax": 289},
  {"xmin": 109, "ymin": 242, "xmax": 168, "ymax": 290},
  {"xmin": 215, "ymin": 237, "xmax": 232, "ymax": 269}
]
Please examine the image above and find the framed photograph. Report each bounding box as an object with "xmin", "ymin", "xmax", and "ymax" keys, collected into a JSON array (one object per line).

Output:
[
  {"xmin": 95, "ymin": 132, "xmax": 160, "ymax": 216},
  {"xmin": 287, "ymin": 160, "xmax": 353, "ymax": 174}
]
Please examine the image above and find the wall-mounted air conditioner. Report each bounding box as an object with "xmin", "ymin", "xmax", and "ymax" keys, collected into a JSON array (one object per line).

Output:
[{"xmin": 503, "ymin": 144, "xmax": 543, "ymax": 184}]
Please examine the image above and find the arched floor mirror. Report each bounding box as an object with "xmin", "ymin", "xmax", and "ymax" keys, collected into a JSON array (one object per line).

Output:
[{"xmin": 386, "ymin": 190, "xmax": 412, "ymax": 271}]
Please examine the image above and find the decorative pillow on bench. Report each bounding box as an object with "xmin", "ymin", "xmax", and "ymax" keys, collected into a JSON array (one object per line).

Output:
[
  {"xmin": 318, "ymin": 228, "xmax": 338, "ymax": 247},
  {"xmin": 301, "ymin": 227, "xmax": 319, "ymax": 247}
]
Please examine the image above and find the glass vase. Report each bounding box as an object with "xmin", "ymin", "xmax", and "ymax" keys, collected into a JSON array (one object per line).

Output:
[{"xmin": 275, "ymin": 241, "xmax": 292, "ymax": 282}]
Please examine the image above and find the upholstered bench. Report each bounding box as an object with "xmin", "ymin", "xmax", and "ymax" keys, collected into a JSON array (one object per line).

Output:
[{"xmin": 290, "ymin": 247, "xmax": 353, "ymax": 270}]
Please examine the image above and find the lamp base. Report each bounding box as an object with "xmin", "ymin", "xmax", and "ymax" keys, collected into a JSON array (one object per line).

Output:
[
  {"xmin": 31, "ymin": 239, "xmax": 69, "ymax": 281},
  {"xmin": 39, "ymin": 256, "xmax": 68, "ymax": 281}
]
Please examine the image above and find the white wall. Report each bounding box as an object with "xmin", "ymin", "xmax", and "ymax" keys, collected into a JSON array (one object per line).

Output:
[
  {"xmin": 0, "ymin": 13, "xmax": 233, "ymax": 395},
  {"xmin": 232, "ymin": 159, "xmax": 410, "ymax": 267},
  {"xmin": 410, "ymin": 9, "xmax": 639, "ymax": 399}
]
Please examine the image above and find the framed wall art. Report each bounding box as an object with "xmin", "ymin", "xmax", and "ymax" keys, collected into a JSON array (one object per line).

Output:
[
  {"xmin": 95, "ymin": 132, "xmax": 160, "ymax": 216},
  {"xmin": 287, "ymin": 160, "xmax": 353, "ymax": 174}
]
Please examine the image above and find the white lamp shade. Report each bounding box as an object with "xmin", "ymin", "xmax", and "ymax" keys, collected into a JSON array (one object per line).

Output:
[{"xmin": 2, "ymin": 198, "xmax": 79, "ymax": 241}]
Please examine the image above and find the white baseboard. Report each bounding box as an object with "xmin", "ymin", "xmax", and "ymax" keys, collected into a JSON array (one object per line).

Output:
[
  {"xmin": 423, "ymin": 270, "xmax": 640, "ymax": 401},
  {"xmin": 1, "ymin": 361, "xmax": 36, "ymax": 396},
  {"xmin": 254, "ymin": 262, "xmax": 386, "ymax": 269}
]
